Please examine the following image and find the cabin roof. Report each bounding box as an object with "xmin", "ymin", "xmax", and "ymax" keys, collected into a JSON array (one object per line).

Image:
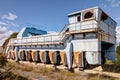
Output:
[{"xmin": 68, "ymin": 6, "xmax": 98, "ymax": 17}]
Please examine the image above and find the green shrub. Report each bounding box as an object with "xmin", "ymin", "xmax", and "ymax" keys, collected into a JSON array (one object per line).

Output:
[{"xmin": 116, "ymin": 46, "xmax": 120, "ymax": 65}]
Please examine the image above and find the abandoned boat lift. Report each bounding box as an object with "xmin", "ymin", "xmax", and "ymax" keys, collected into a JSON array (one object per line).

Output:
[{"xmin": 6, "ymin": 7, "xmax": 117, "ymax": 70}]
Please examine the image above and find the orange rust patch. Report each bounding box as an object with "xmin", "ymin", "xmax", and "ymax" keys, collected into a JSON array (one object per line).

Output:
[
  {"xmin": 60, "ymin": 51, "xmax": 67, "ymax": 66},
  {"xmin": 18, "ymin": 50, "xmax": 22, "ymax": 60},
  {"xmin": 26, "ymin": 51, "xmax": 32, "ymax": 61},
  {"xmin": 49, "ymin": 51, "xmax": 54, "ymax": 64},
  {"xmin": 74, "ymin": 52, "xmax": 82, "ymax": 68},
  {"xmin": 39, "ymin": 51, "xmax": 44, "ymax": 63},
  {"xmin": 31, "ymin": 51, "xmax": 36, "ymax": 61}
]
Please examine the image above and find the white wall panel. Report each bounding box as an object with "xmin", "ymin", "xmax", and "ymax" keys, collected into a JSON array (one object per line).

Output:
[
  {"xmin": 72, "ymin": 39, "xmax": 98, "ymax": 52},
  {"xmin": 68, "ymin": 17, "xmax": 76, "ymax": 23}
]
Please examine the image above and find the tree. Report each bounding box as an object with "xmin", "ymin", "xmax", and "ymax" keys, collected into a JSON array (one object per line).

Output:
[
  {"xmin": 116, "ymin": 46, "xmax": 120, "ymax": 65},
  {"xmin": 2, "ymin": 33, "xmax": 18, "ymax": 54}
]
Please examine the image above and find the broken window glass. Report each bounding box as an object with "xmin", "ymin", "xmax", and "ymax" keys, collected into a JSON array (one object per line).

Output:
[{"xmin": 84, "ymin": 12, "xmax": 94, "ymax": 19}]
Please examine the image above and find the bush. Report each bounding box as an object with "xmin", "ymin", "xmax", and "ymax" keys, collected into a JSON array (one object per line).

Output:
[
  {"xmin": 116, "ymin": 46, "xmax": 120, "ymax": 65},
  {"xmin": 0, "ymin": 54, "xmax": 8, "ymax": 68}
]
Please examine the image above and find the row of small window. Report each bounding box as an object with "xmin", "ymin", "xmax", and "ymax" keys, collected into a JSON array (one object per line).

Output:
[{"xmin": 73, "ymin": 32, "xmax": 97, "ymax": 40}]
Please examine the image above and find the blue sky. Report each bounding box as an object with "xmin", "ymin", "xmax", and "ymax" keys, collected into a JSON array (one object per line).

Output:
[{"xmin": 0, "ymin": 0, "xmax": 120, "ymax": 45}]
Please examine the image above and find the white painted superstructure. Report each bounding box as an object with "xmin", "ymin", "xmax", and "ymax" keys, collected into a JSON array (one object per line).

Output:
[{"xmin": 6, "ymin": 7, "xmax": 117, "ymax": 70}]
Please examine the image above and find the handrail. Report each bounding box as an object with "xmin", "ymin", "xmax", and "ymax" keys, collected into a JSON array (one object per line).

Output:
[
  {"xmin": 8, "ymin": 20, "xmax": 98, "ymax": 46},
  {"xmin": 59, "ymin": 24, "xmax": 69, "ymax": 35}
]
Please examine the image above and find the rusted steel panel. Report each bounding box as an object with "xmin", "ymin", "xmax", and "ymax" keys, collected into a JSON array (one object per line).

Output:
[
  {"xmin": 48, "ymin": 51, "xmax": 54, "ymax": 64},
  {"xmin": 31, "ymin": 51, "xmax": 36, "ymax": 62},
  {"xmin": 39, "ymin": 51, "xmax": 44, "ymax": 63},
  {"xmin": 73, "ymin": 52, "xmax": 82, "ymax": 68},
  {"xmin": 60, "ymin": 51, "xmax": 67, "ymax": 66},
  {"xmin": 11, "ymin": 50, "xmax": 15, "ymax": 60},
  {"xmin": 18, "ymin": 50, "xmax": 22, "ymax": 60},
  {"xmin": 26, "ymin": 50, "xmax": 32, "ymax": 61}
]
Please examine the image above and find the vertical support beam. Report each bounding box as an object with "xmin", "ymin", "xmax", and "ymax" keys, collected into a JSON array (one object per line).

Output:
[
  {"xmin": 44, "ymin": 51, "xmax": 50, "ymax": 64},
  {"xmin": 81, "ymin": 52, "xmax": 84, "ymax": 69},
  {"xmin": 35, "ymin": 51, "xmax": 40, "ymax": 62},
  {"xmin": 14, "ymin": 46, "xmax": 19, "ymax": 62},
  {"xmin": 66, "ymin": 42, "xmax": 73, "ymax": 71},
  {"xmin": 22, "ymin": 50, "xmax": 26, "ymax": 61},
  {"xmin": 82, "ymin": 51, "xmax": 87, "ymax": 70},
  {"xmin": 54, "ymin": 51, "xmax": 61, "ymax": 65},
  {"xmin": 5, "ymin": 46, "xmax": 9, "ymax": 57}
]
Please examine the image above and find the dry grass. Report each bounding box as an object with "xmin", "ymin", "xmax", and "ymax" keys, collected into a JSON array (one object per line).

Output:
[
  {"xmin": 33, "ymin": 66, "xmax": 51, "ymax": 75},
  {"xmin": 52, "ymin": 71, "xmax": 79, "ymax": 80},
  {"xmin": 6, "ymin": 62, "xmax": 34, "ymax": 71},
  {"xmin": 6, "ymin": 61, "xmax": 119, "ymax": 80},
  {"xmin": 20, "ymin": 65, "xmax": 34, "ymax": 71},
  {"xmin": 88, "ymin": 74, "xmax": 119, "ymax": 80},
  {"xmin": 0, "ymin": 71, "xmax": 28, "ymax": 80}
]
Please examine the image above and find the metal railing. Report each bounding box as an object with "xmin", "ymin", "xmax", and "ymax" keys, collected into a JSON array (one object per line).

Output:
[{"xmin": 8, "ymin": 20, "xmax": 98, "ymax": 46}]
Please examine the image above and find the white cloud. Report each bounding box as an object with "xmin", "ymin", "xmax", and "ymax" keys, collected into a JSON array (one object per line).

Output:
[
  {"xmin": 106, "ymin": 0, "xmax": 120, "ymax": 7},
  {"xmin": 0, "ymin": 26, "xmax": 7, "ymax": 34},
  {"xmin": 0, "ymin": 26, "xmax": 13, "ymax": 46},
  {"xmin": 115, "ymin": 17, "xmax": 120, "ymax": 21},
  {"xmin": 4, "ymin": 21, "xmax": 19, "ymax": 27},
  {"xmin": 10, "ymin": 22, "xmax": 19, "ymax": 27},
  {"xmin": 0, "ymin": 22, "xmax": 7, "ymax": 26},
  {"xmin": 101, "ymin": 4, "xmax": 107, "ymax": 8},
  {"xmin": 111, "ymin": 0, "xmax": 120, "ymax": 7},
  {"xmin": 0, "ymin": 12, "xmax": 18, "ymax": 46},
  {"xmin": 0, "ymin": 21, "xmax": 19, "ymax": 27},
  {"xmin": 2, "ymin": 12, "xmax": 17, "ymax": 21},
  {"xmin": 116, "ymin": 26, "xmax": 120, "ymax": 44}
]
